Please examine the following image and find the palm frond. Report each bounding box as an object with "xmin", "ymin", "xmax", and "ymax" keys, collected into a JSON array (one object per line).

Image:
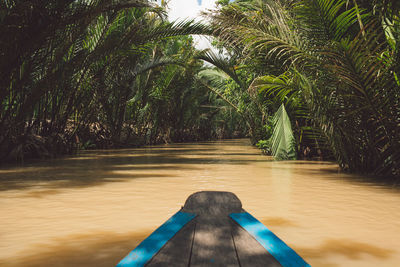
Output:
[
  {"xmin": 295, "ymin": 0, "xmax": 369, "ymax": 43},
  {"xmin": 269, "ymin": 104, "xmax": 297, "ymax": 160},
  {"xmin": 196, "ymin": 50, "xmax": 243, "ymax": 88},
  {"xmin": 252, "ymin": 72, "xmax": 297, "ymax": 105}
]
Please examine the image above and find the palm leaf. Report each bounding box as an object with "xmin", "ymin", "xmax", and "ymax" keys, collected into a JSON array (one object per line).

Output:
[
  {"xmin": 295, "ymin": 0, "xmax": 369, "ymax": 43},
  {"xmin": 269, "ymin": 104, "xmax": 297, "ymax": 160},
  {"xmin": 196, "ymin": 50, "xmax": 243, "ymax": 88}
]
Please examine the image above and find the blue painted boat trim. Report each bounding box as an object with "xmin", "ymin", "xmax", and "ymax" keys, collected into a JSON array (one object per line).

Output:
[
  {"xmin": 230, "ymin": 212, "xmax": 310, "ymax": 267},
  {"xmin": 116, "ymin": 211, "xmax": 196, "ymax": 267}
]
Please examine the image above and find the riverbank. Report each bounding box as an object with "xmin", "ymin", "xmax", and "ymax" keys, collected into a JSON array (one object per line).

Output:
[{"xmin": 0, "ymin": 121, "xmax": 246, "ymax": 164}]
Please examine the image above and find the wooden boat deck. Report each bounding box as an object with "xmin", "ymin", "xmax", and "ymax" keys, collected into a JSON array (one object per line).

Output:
[
  {"xmin": 146, "ymin": 216, "xmax": 281, "ymax": 266},
  {"xmin": 117, "ymin": 191, "xmax": 309, "ymax": 267}
]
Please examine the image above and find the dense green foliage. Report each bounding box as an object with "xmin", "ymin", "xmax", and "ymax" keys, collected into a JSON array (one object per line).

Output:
[
  {"xmin": 0, "ymin": 0, "xmax": 243, "ymax": 162},
  {"xmin": 206, "ymin": 0, "xmax": 400, "ymax": 177},
  {"xmin": 1, "ymin": 0, "xmax": 399, "ymax": 179}
]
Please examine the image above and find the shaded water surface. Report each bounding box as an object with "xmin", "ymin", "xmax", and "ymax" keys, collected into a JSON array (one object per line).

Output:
[{"xmin": 0, "ymin": 139, "xmax": 399, "ymax": 266}]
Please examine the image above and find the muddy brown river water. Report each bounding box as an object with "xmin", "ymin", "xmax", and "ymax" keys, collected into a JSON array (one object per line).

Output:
[{"xmin": 0, "ymin": 139, "xmax": 400, "ymax": 266}]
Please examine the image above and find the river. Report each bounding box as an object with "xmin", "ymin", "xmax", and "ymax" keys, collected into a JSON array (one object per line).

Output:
[{"xmin": 0, "ymin": 139, "xmax": 399, "ymax": 266}]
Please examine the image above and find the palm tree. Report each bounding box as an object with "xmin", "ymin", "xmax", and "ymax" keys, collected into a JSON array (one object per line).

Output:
[
  {"xmin": 0, "ymin": 0, "xmax": 211, "ymax": 160},
  {"xmin": 206, "ymin": 0, "xmax": 400, "ymax": 177}
]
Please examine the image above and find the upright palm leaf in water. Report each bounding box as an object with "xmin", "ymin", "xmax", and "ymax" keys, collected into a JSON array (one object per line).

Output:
[{"xmin": 270, "ymin": 104, "xmax": 296, "ymax": 160}]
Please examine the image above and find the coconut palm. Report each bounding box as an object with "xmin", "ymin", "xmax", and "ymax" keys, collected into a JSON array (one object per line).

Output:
[
  {"xmin": 206, "ymin": 0, "xmax": 400, "ymax": 177},
  {"xmin": 0, "ymin": 0, "xmax": 211, "ymax": 160}
]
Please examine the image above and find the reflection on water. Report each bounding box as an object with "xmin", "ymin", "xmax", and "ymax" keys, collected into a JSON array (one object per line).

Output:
[
  {"xmin": 1, "ymin": 139, "xmax": 400, "ymax": 267},
  {"xmin": 0, "ymin": 230, "xmax": 149, "ymax": 267}
]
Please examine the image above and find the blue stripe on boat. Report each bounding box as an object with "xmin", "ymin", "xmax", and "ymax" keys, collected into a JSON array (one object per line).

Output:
[
  {"xmin": 116, "ymin": 211, "xmax": 196, "ymax": 267},
  {"xmin": 230, "ymin": 212, "xmax": 310, "ymax": 267}
]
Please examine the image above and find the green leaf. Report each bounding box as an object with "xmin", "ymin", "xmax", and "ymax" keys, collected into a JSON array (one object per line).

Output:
[{"xmin": 269, "ymin": 104, "xmax": 297, "ymax": 160}]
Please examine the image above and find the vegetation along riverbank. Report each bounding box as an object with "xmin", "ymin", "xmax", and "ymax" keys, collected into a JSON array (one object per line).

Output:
[{"xmin": 1, "ymin": 0, "xmax": 399, "ymax": 179}]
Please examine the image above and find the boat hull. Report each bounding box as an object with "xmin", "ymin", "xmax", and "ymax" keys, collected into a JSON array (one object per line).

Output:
[{"xmin": 117, "ymin": 191, "xmax": 310, "ymax": 267}]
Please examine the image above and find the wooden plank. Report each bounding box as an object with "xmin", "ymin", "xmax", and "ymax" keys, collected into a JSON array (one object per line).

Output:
[
  {"xmin": 231, "ymin": 221, "xmax": 282, "ymax": 267},
  {"xmin": 146, "ymin": 219, "xmax": 197, "ymax": 267},
  {"xmin": 182, "ymin": 192, "xmax": 243, "ymax": 266},
  {"xmin": 189, "ymin": 215, "xmax": 240, "ymax": 267},
  {"xmin": 182, "ymin": 191, "xmax": 242, "ymax": 216},
  {"xmin": 230, "ymin": 212, "xmax": 310, "ymax": 267},
  {"xmin": 116, "ymin": 211, "xmax": 196, "ymax": 267}
]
